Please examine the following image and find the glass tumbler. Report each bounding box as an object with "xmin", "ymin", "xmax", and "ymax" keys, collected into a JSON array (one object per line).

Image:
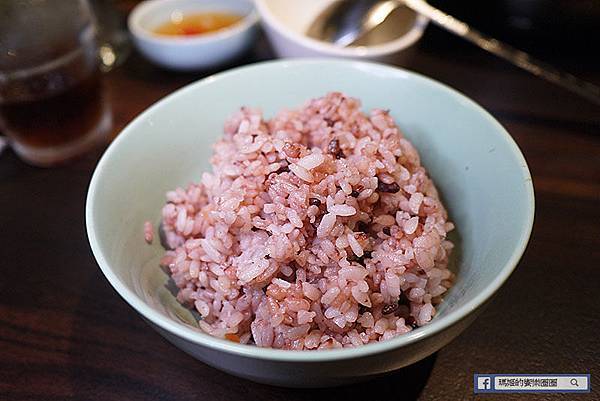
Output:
[{"xmin": 0, "ymin": 0, "xmax": 112, "ymax": 166}]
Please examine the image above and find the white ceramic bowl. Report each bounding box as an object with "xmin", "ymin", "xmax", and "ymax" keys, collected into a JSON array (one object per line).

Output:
[
  {"xmin": 128, "ymin": 0, "xmax": 259, "ymax": 70},
  {"xmin": 255, "ymin": 0, "xmax": 429, "ymax": 61},
  {"xmin": 87, "ymin": 59, "xmax": 534, "ymax": 387}
]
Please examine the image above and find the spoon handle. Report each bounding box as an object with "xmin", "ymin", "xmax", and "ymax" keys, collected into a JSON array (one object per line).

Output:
[{"xmin": 404, "ymin": 0, "xmax": 600, "ymax": 106}]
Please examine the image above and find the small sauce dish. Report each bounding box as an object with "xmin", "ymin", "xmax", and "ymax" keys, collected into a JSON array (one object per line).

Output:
[{"xmin": 128, "ymin": 0, "xmax": 258, "ymax": 71}]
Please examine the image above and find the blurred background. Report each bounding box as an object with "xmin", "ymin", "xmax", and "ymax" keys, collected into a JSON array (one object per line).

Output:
[
  {"xmin": 94, "ymin": 0, "xmax": 600, "ymax": 75},
  {"xmin": 428, "ymin": 0, "xmax": 600, "ymax": 70}
]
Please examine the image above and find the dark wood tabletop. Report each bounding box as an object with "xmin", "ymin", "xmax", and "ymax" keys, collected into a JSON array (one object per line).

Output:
[{"xmin": 1, "ymin": 11, "xmax": 599, "ymax": 401}]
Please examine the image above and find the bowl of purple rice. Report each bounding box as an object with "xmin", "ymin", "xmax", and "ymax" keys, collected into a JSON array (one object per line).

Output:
[{"xmin": 86, "ymin": 59, "xmax": 535, "ymax": 387}]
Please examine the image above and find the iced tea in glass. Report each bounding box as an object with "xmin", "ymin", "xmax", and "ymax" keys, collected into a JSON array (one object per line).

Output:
[{"xmin": 0, "ymin": 1, "xmax": 111, "ymax": 166}]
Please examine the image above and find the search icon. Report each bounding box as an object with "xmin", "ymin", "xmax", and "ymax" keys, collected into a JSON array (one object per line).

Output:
[{"xmin": 570, "ymin": 378, "xmax": 579, "ymax": 387}]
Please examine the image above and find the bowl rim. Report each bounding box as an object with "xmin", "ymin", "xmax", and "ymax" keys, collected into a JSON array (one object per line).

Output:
[
  {"xmin": 128, "ymin": 0, "xmax": 259, "ymax": 45},
  {"xmin": 254, "ymin": 0, "xmax": 429, "ymax": 57},
  {"xmin": 86, "ymin": 58, "xmax": 535, "ymax": 362}
]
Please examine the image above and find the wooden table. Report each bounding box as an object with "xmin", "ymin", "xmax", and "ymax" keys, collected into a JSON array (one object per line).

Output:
[{"xmin": 1, "ymin": 23, "xmax": 599, "ymax": 401}]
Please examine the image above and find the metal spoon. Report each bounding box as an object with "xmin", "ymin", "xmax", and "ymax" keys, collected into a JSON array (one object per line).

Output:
[{"xmin": 307, "ymin": 0, "xmax": 600, "ymax": 106}]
